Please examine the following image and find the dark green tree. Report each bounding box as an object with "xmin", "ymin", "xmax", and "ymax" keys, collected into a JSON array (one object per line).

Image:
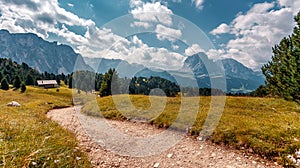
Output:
[
  {"xmin": 253, "ymin": 85, "xmax": 268, "ymax": 97},
  {"xmin": 64, "ymin": 77, "xmax": 68, "ymax": 86},
  {"xmin": 56, "ymin": 77, "xmax": 61, "ymax": 86},
  {"xmin": 99, "ymin": 68, "xmax": 120, "ymax": 97},
  {"xmin": 13, "ymin": 75, "xmax": 21, "ymax": 89},
  {"xmin": 262, "ymin": 11, "xmax": 300, "ymax": 102},
  {"xmin": 25, "ymin": 74, "xmax": 35, "ymax": 85},
  {"xmin": 21, "ymin": 82, "xmax": 26, "ymax": 93},
  {"xmin": 1, "ymin": 78, "xmax": 9, "ymax": 90},
  {"xmin": 68, "ymin": 76, "xmax": 73, "ymax": 88},
  {"xmin": 0, "ymin": 72, "xmax": 3, "ymax": 82}
]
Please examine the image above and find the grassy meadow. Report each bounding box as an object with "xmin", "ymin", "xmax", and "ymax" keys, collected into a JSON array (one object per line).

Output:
[
  {"xmin": 81, "ymin": 94, "xmax": 300, "ymax": 166},
  {"xmin": 0, "ymin": 86, "xmax": 91, "ymax": 167},
  {"xmin": 1, "ymin": 85, "xmax": 300, "ymax": 167}
]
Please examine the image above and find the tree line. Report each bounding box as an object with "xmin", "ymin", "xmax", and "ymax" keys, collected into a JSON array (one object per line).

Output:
[
  {"xmin": 0, "ymin": 58, "xmax": 226, "ymax": 97},
  {"xmin": 70, "ymin": 68, "xmax": 227, "ymax": 97},
  {"xmin": 0, "ymin": 58, "xmax": 67, "ymax": 92},
  {"xmin": 69, "ymin": 69, "xmax": 181, "ymax": 97}
]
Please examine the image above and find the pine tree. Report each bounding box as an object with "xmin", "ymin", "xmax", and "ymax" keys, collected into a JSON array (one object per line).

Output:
[
  {"xmin": 253, "ymin": 85, "xmax": 268, "ymax": 97},
  {"xmin": 64, "ymin": 78, "xmax": 68, "ymax": 86},
  {"xmin": 13, "ymin": 75, "xmax": 21, "ymax": 89},
  {"xmin": 1, "ymin": 78, "xmax": 9, "ymax": 90},
  {"xmin": 25, "ymin": 74, "xmax": 35, "ymax": 85},
  {"xmin": 262, "ymin": 11, "xmax": 300, "ymax": 102},
  {"xmin": 68, "ymin": 76, "xmax": 73, "ymax": 89},
  {"xmin": 21, "ymin": 82, "xmax": 26, "ymax": 93},
  {"xmin": 99, "ymin": 68, "xmax": 120, "ymax": 97}
]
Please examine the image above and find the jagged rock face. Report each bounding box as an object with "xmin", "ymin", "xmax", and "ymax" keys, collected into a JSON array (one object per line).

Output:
[
  {"xmin": 221, "ymin": 58, "xmax": 258, "ymax": 80},
  {"xmin": 0, "ymin": 30, "xmax": 91, "ymax": 74},
  {"xmin": 183, "ymin": 53, "xmax": 265, "ymax": 93},
  {"xmin": 184, "ymin": 53, "xmax": 209, "ymax": 75}
]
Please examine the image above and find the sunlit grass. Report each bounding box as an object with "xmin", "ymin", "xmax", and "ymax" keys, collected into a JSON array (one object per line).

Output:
[
  {"xmin": 0, "ymin": 86, "xmax": 91, "ymax": 167},
  {"xmin": 81, "ymin": 94, "xmax": 300, "ymax": 166}
]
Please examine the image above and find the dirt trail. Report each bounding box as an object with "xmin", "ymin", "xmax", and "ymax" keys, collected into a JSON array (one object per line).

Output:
[{"xmin": 47, "ymin": 107, "xmax": 281, "ymax": 168}]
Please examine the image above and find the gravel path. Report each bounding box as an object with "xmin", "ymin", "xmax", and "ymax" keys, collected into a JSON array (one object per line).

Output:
[{"xmin": 47, "ymin": 107, "xmax": 281, "ymax": 168}]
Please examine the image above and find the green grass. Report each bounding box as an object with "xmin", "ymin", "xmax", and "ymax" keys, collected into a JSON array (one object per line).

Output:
[
  {"xmin": 0, "ymin": 87, "xmax": 91, "ymax": 167},
  {"xmin": 81, "ymin": 94, "xmax": 300, "ymax": 166}
]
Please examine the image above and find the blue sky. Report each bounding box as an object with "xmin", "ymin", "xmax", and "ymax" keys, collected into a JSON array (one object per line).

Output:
[{"xmin": 0, "ymin": 0, "xmax": 299, "ymax": 71}]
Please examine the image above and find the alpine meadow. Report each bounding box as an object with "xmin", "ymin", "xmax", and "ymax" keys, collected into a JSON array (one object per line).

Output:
[{"xmin": 0, "ymin": 1, "xmax": 300, "ymax": 167}]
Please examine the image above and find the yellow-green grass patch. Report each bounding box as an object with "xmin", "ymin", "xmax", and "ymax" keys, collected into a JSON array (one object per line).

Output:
[
  {"xmin": 0, "ymin": 87, "xmax": 91, "ymax": 167},
  {"xmin": 81, "ymin": 94, "xmax": 300, "ymax": 166}
]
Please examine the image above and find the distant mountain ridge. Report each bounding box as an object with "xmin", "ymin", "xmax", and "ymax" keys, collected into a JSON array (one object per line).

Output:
[
  {"xmin": 0, "ymin": 30, "xmax": 265, "ymax": 93},
  {"xmin": 0, "ymin": 29, "xmax": 92, "ymax": 74},
  {"xmin": 83, "ymin": 57, "xmax": 145, "ymax": 78},
  {"xmin": 183, "ymin": 53, "xmax": 265, "ymax": 92},
  {"xmin": 85, "ymin": 53, "xmax": 265, "ymax": 93}
]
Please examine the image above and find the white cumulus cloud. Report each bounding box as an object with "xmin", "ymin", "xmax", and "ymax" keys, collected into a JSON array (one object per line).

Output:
[
  {"xmin": 185, "ymin": 44, "xmax": 205, "ymax": 56},
  {"xmin": 210, "ymin": 1, "xmax": 297, "ymax": 70},
  {"xmin": 277, "ymin": 0, "xmax": 300, "ymax": 14},
  {"xmin": 155, "ymin": 24, "xmax": 182, "ymax": 42},
  {"xmin": 210, "ymin": 23, "xmax": 231, "ymax": 35},
  {"xmin": 103, "ymin": 35, "xmax": 186, "ymax": 70},
  {"xmin": 130, "ymin": 0, "xmax": 173, "ymax": 27},
  {"xmin": 0, "ymin": 0, "xmax": 94, "ymax": 39}
]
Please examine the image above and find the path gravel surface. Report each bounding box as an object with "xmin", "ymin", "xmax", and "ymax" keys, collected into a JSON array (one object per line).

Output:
[{"xmin": 47, "ymin": 107, "xmax": 281, "ymax": 168}]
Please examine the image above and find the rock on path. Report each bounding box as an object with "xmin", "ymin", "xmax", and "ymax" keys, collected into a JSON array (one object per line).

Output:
[{"xmin": 47, "ymin": 107, "xmax": 281, "ymax": 168}]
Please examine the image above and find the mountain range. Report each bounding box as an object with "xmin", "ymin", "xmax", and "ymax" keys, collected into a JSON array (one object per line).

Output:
[
  {"xmin": 0, "ymin": 30, "xmax": 91, "ymax": 74},
  {"xmin": 183, "ymin": 53, "xmax": 265, "ymax": 92},
  {"xmin": 84, "ymin": 53, "xmax": 265, "ymax": 93},
  {"xmin": 0, "ymin": 29, "xmax": 265, "ymax": 93}
]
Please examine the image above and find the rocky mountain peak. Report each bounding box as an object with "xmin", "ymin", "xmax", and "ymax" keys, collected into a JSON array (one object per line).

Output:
[{"xmin": 0, "ymin": 29, "xmax": 92, "ymax": 74}]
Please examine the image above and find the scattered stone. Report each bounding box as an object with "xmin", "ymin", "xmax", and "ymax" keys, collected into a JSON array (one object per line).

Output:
[
  {"xmin": 210, "ymin": 153, "xmax": 216, "ymax": 158},
  {"xmin": 7, "ymin": 101, "xmax": 21, "ymax": 107},
  {"xmin": 31, "ymin": 162, "xmax": 37, "ymax": 166},
  {"xmin": 287, "ymin": 150, "xmax": 300, "ymax": 166},
  {"xmin": 76, "ymin": 157, "xmax": 81, "ymax": 160},
  {"xmin": 154, "ymin": 162, "xmax": 160, "ymax": 168},
  {"xmin": 199, "ymin": 145, "xmax": 203, "ymax": 150},
  {"xmin": 54, "ymin": 159, "xmax": 60, "ymax": 163},
  {"xmin": 296, "ymin": 150, "xmax": 300, "ymax": 158},
  {"xmin": 45, "ymin": 136, "xmax": 51, "ymax": 140},
  {"xmin": 167, "ymin": 153, "xmax": 173, "ymax": 158}
]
